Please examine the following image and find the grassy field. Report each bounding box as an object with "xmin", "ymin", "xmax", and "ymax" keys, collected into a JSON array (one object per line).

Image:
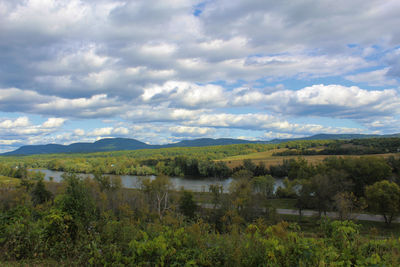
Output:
[
  {"xmin": 0, "ymin": 175, "xmax": 20, "ymax": 187},
  {"xmin": 220, "ymin": 148, "xmax": 400, "ymax": 168},
  {"xmin": 268, "ymin": 198, "xmax": 297, "ymax": 209}
]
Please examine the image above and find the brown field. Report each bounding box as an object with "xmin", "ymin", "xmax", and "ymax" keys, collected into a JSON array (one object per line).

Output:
[{"xmin": 219, "ymin": 149, "xmax": 400, "ymax": 168}]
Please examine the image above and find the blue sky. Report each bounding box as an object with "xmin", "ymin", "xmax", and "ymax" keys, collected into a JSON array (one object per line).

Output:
[{"xmin": 0, "ymin": 0, "xmax": 400, "ymax": 152}]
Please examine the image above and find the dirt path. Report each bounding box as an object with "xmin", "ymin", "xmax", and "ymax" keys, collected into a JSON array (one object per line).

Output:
[{"xmin": 276, "ymin": 208, "xmax": 400, "ymax": 223}]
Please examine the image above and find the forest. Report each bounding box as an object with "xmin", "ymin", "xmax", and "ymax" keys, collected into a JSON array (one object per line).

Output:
[{"xmin": 1, "ymin": 138, "xmax": 400, "ymax": 265}]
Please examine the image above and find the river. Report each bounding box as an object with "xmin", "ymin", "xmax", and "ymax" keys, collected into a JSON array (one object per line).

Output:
[{"xmin": 31, "ymin": 169, "xmax": 284, "ymax": 193}]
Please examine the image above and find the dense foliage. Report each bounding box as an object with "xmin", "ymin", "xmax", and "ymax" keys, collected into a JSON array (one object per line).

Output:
[
  {"xmin": 1, "ymin": 174, "xmax": 400, "ymax": 266},
  {"xmin": 273, "ymin": 138, "xmax": 400, "ymax": 156}
]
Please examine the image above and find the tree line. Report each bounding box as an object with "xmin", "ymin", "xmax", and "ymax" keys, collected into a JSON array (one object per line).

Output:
[{"xmin": 273, "ymin": 138, "xmax": 400, "ymax": 156}]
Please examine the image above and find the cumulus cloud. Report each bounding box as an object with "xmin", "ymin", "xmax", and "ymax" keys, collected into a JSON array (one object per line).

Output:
[
  {"xmin": 42, "ymin": 118, "xmax": 66, "ymax": 128},
  {"xmin": 141, "ymin": 81, "xmax": 228, "ymax": 108},
  {"xmin": 89, "ymin": 126, "xmax": 130, "ymax": 137},
  {"xmin": 184, "ymin": 112, "xmax": 363, "ymax": 135},
  {"xmin": 0, "ymin": 116, "xmax": 30, "ymax": 128},
  {"xmin": 1, "ymin": 0, "xmax": 400, "ymax": 150},
  {"xmin": 345, "ymin": 68, "xmax": 398, "ymax": 86},
  {"xmin": 0, "ymin": 116, "xmax": 67, "ymax": 150},
  {"xmin": 123, "ymin": 105, "xmax": 201, "ymax": 123},
  {"xmin": 1, "ymin": 0, "xmax": 394, "ymax": 100},
  {"xmin": 233, "ymin": 84, "xmax": 400, "ymax": 119},
  {"xmin": 36, "ymin": 46, "xmax": 113, "ymax": 74},
  {"xmin": 169, "ymin": 126, "xmax": 216, "ymax": 137},
  {"xmin": 200, "ymin": 0, "xmax": 400, "ymax": 51},
  {"xmin": 0, "ymin": 88, "xmax": 123, "ymax": 118},
  {"xmin": 35, "ymin": 94, "xmax": 122, "ymax": 118}
]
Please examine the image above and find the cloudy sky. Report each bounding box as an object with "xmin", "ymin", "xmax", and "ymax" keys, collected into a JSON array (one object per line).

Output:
[{"xmin": 1, "ymin": 0, "xmax": 400, "ymax": 152}]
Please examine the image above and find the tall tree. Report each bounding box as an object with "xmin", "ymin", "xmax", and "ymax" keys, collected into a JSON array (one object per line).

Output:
[
  {"xmin": 179, "ymin": 190, "xmax": 198, "ymax": 219},
  {"xmin": 31, "ymin": 179, "xmax": 53, "ymax": 206},
  {"xmin": 139, "ymin": 176, "xmax": 173, "ymax": 219},
  {"xmin": 365, "ymin": 180, "xmax": 400, "ymax": 225}
]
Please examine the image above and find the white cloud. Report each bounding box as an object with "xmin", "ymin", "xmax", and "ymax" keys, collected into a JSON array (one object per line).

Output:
[
  {"xmin": 140, "ymin": 43, "xmax": 177, "ymax": 57},
  {"xmin": 1, "ymin": 0, "xmax": 400, "ymax": 150},
  {"xmin": 89, "ymin": 126, "xmax": 130, "ymax": 137},
  {"xmin": 169, "ymin": 126, "xmax": 215, "ymax": 136},
  {"xmin": 42, "ymin": 118, "xmax": 66, "ymax": 128},
  {"xmin": 124, "ymin": 105, "xmax": 200, "ymax": 122},
  {"xmin": 90, "ymin": 127, "xmax": 113, "ymax": 136},
  {"xmin": 201, "ymin": 0, "xmax": 400, "ymax": 51},
  {"xmin": 184, "ymin": 112, "xmax": 363, "ymax": 135},
  {"xmin": 0, "ymin": 139, "xmax": 20, "ymax": 145},
  {"xmin": 113, "ymin": 127, "xmax": 129, "ymax": 135},
  {"xmin": 37, "ymin": 46, "xmax": 113, "ymax": 74},
  {"xmin": 233, "ymin": 84, "xmax": 400, "ymax": 119},
  {"xmin": 0, "ymin": 116, "xmax": 30, "ymax": 128},
  {"xmin": 0, "ymin": 116, "xmax": 67, "ymax": 149},
  {"xmin": 345, "ymin": 68, "xmax": 398, "ymax": 86},
  {"xmin": 141, "ymin": 81, "xmax": 228, "ymax": 108},
  {"xmin": 2, "ymin": 0, "xmax": 88, "ymax": 36},
  {"xmin": 74, "ymin": 128, "xmax": 85, "ymax": 136}
]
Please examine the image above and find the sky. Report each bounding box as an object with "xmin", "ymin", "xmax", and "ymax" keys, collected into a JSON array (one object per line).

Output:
[{"xmin": 1, "ymin": 0, "xmax": 400, "ymax": 152}]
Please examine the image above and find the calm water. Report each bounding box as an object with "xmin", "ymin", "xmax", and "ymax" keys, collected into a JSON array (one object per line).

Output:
[{"xmin": 31, "ymin": 169, "xmax": 284, "ymax": 193}]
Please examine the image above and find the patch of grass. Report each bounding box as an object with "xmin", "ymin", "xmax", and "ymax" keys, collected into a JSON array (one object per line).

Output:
[
  {"xmin": 357, "ymin": 219, "xmax": 400, "ymax": 237},
  {"xmin": 268, "ymin": 198, "xmax": 297, "ymax": 209},
  {"xmin": 0, "ymin": 175, "xmax": 20, "ymax": 187}
]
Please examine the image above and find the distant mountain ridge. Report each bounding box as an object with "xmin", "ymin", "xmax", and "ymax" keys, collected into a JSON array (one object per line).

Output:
[{"xmin": 3, "ymin": 133, "xmax": 400, "ymax": 156}]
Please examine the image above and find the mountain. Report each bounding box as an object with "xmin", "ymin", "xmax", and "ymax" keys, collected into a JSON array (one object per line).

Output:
[
  {"xmin": 3, "ymin": 138, "xmax": 153, "ymax": 155},
  {"xmin": 3, "ymin": 133, "xmax": 400, "ymax": 156},
  {"xmin": 2, "ymin": 137, "xmax": 253, "ymax": 156}
]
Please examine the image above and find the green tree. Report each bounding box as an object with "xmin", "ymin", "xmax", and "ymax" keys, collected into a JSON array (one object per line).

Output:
[
  {"xmin": 324, "ymin": 157, "xmax": 391, "ymax": 197},
  {"xmin": 333, "ymin": 191, "xmax": 365, "ymax": 221},
  {"xmin": 243, "ymin": 159, "xmax": 256, "ymax": 173},
  {"xmin": 209, "ymin": 184, "xmax": 224, "ymax": 209},
  {"xmin": 229, "ymin": 178, "xmax": 254, "ymax": 220},
  {"xmin": 232, "ymin": 169, "xmax": 253, "ymax": 180},
  {"xmin": 295, "ymin": 180, "xmax": 313, "ymax": 217},
  {"xmin": 288, "ymin": 157, "xmax": 315, "ymax": 180},
  {"xmin": 252, "ymin": 175, "xmax": 275, "ymax": 199},
  {"xmin": 139, "ymin": 176, "xmax": 173, "ymax": 219},
  {"xmin": 365, "ymin": 180, "xmax": 400, "ymax": 225},
  {"xmin": 179, "ymin": 190, "xmax": 197, "ymax": 219},
  {"xmin": 310, "ymin": 174, "xmax": 338, "ymax": 216},
  {"xmin": 93, "ymin": 171, "xmax": 121, "ymax": 192},
  {"xmin": 55, "ymin": 173, "xmax": 97, "ymax": 239},
  {"xmin": 31, "ymin": 179, "xmax": 53, "ymax": 206}
]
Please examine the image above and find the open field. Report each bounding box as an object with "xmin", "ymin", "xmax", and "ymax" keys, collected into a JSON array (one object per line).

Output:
[
  {"xmin": 220, "ymin": 148, "xmax": 400, "ymax": 168},
  {"xmin": 0, "ymin": 175, "xmax": 20, "ymax": 187}
]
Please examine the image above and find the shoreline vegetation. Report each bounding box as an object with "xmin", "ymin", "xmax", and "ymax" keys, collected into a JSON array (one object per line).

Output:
[{"xmin": 1, "ymin": 137, "xmax": 400, "ymax": 265}]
